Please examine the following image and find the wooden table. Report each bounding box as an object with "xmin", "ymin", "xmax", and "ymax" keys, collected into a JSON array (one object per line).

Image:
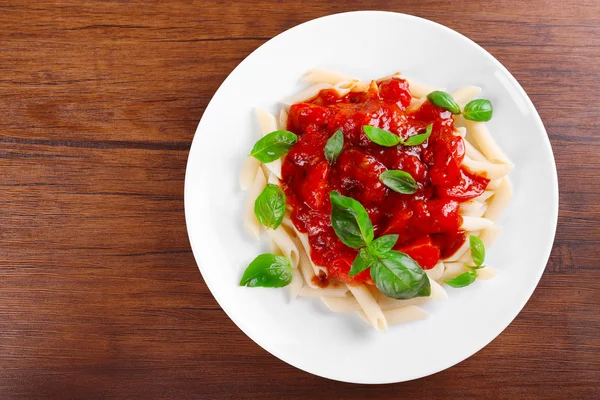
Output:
[{"xmin": 1, "ymin": 1, "xmax": 599, "ymax": 398}]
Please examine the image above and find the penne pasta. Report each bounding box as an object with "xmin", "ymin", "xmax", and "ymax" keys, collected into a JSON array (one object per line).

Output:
[
  {"xmin": 460, "ymin": 216, "xmax": 494, "ymax": 231},
  {"xmin": 289, "ymin": 268, "xmax": 303, "ymax": 301},
  {"xmin": 441, "ymin": 262, "xmax": 470, "ymax": 281},
  {"xmin": 426, "ymin": 261, "xmax": 445, "ymax": 281},
  {"xmin": 282, "ymin": 83, "xmax": 350, "ymax": 107},
  {"xmin": 485, "ymin": 177, "xmax": 512, "ymax": 222},
  {"xmin": 243, "ymin": 168, "xmax": 266, "ymax": 239},
  {"xmin": 430, "ymin": 279, "xmax": 449, "ymax": 300},
  {"xmin": 256, "ymin": 108, "xmax": 282, "ymax": 179},
  {"xmin": 321, "ymin": 296, "xmax": 361, "ymax": 313},
  {"xmin": 465, "ymin": 120, "xmax": 511, "ymax": 164},
  {"xmin": 486, "ymin": 178, "xmax": 502, "ymax": 190},
  {"xmin": 299, "ymin": 287, "xmax": 349, "ymax": 298},
  {"xmin": 451, "ymin": 86, "xmax": 481, "ymax": 105},
  {"xmin": 239, "ymin": 155, "xmax": 261, "ymax": 190},
  {"xmin": 347, "ymin": 284, "xmax": 387, "ymax": 331},
  {"xmin": 382, "ymin": 305, "xmax": 429, "ymax": 327},
  {"xmin": 455, "ymin": 126, "xmax": 467, "ymax": 138},
  {"xmin": 291, "ymin": 236, "xmax": 319, "ymax": 289},
  {"xmin": 266, "ymin": 225, "xmax": 300, "ymax": 269},
  {"xmin": 278, "ymin": 108, "xmax": 289, "ymax": 130},
  {"xmin": 459, "ymin": 201, "xmax": 487, "ymax": 218},
  {"xmin": 444, "ymin": 231, "xmax": 480, "ymax": 261},
  {"xmin": 303, "ymin": 68, "xmax": 358, "ymax": 85},
  {"xmin": 403, "ymin": 77, "xmax": 440, "ymax": 98},
  {"xmin": 463, "ymin": 156, "xmax": 512, "ymax": 180},
  {"xmin": 477, "ymin": 266, "xmax": 497, "ymax": 280},
  {"xmin": 473, "ymin": 191, "xmax": 494, "ymax": 203},
  {"xmin": 464, "ymin": 137, "xmax": 486, "ymax": 161},
  {"xmin": 460, "ymin": 224, "xmax": 501, "ymax": 264}
]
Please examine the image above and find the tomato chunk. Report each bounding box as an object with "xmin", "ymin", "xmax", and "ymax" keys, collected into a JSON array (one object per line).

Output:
[{"xmin": 396, "ymin": 236, "xmax": 440, "ymax": 270}]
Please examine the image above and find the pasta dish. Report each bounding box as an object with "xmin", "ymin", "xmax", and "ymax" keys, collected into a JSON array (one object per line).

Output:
[{"xmin": 238, "ymin": 69, "xmax": 512, "ymax": 331}]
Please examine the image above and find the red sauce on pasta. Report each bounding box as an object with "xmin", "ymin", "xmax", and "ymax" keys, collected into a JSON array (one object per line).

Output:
[{"xmin": 282, "ymin": 78, "xmax": 489, "ymax": 284}]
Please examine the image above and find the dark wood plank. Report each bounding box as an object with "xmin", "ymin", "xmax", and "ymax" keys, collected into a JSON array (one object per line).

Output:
[{"xmin": 0, "ymin": 1, "xmax": 599, "ymax": 399}]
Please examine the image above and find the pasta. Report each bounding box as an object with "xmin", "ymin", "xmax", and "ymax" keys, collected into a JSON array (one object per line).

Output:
[{"xmin": 239, "ymin": 69, "xmax": 512, "ymax": 331}]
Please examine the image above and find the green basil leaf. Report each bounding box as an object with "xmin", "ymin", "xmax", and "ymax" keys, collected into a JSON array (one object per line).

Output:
[
  {"xmin": 254, "ymin": 184, "xmax": 286, "ymax": 229},
  {"xmin": 330, "ymin": 190, "xmax": 374, "ymax": 248},
  {"xmin": 463, "ymin": 99, "xmax": 493, "ymax": 122},
  {"xmin": 369, "ymin": 234, "xmax": 399, "ymax": 257},
  {"xmin": 324, "ymin": 129, "xmax": 344, "ymax": 163},
  {"xmin": 379, "ymin": 170, "xmax": 418, "ymax": 194},
  {"xmin": 444, "ymin": 270, "xmax": 478, "ymax": 288},
  {"xmin": 403, "ymin": 124, "xmax": 432, "ymax": 146},
  {"xmin": 240, "ymin": 254, "xmax": 292, "ymax": 288},
  {"xmin": 370, "ymin": 250, "xmax": 430, "ymax": 300},
  {"xmin": 469, "ymin": 235, "xmax": 485, "ymax": 267},
  {"xmin": 349, "ymin": 247, "xmax": 375, "ymax": 277},
  {"xmin": 250, "ymin": 130, "xmax": 297, "ymax": 163},
  {"xmin": 363, "ymin": 126, "xmax": 402, "ymax": 147},
  {"xmin": 427, "ymin": 91, "xmax": 461, "ymax": 114},
  {"xmin": 469, "ymin": 264, "xmax": 486, "ymax": 270}
]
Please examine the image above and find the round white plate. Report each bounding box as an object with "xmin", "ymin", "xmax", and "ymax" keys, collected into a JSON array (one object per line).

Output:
[{"xmin": 184, "ymin": 11, "xmax": 558, "ymax": 383}]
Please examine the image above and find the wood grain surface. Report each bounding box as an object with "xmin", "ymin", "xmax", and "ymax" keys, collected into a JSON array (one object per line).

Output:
[{"xmin": 1, "ymin": 1, "xmax": 599, "ymax": 399}]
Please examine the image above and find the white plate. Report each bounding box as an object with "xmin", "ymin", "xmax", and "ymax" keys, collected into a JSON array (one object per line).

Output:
[{"xmin": 184, "ymin": 11, "xmax": 558, "ymax": 383}]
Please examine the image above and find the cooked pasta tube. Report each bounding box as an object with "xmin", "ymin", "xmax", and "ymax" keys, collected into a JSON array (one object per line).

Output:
[
  {"xmin": 451, "ymin": 86, "xmax": 481, "ymax": 105},
  {"xmin": 465, "ymin": 120, "xmax": 511, "ymax": 164},
  {"xmin": 266, "ymin": 225, "xmax": 299, "ymax": 269},
  {"xmin": 460, "ymin": 216, "xmax": 494, "ymax": 231},
  {"xmin": 243, "ymin": 168, "xmax": 266, "ymax": 239},
  {"xmin": 288, "ymin": 268, "xmax": 303, "ymax": 301},
  {"xmin": 303, "ymin": 68, "xmax": 358, "ymax": 85},
  {"xmin": 347, "ymin": 284, "xmax": 387, "ymax": 331},
  {"xmin": 463, "ymin": 156, "xmax": 512, "ymax": 180},
  {"xmin": 299, "ymin": 287, "xmax": 349, "ymax": 298},
  {"xmin": 485, "ymin": 177, "xmax": 512, "ymax": 222},
  {"xmin": 321, "ymin": 296, "xmax": 361, "ymax": 313}
]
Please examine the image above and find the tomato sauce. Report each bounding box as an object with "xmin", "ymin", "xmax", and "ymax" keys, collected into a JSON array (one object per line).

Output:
[{"xmin": 282, "ymin": 78, "xmax": 489, "ymax": 284}]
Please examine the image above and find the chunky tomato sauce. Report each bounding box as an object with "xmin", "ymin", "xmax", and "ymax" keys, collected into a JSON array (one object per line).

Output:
[{"xmin": 282, "ymin": 78, "xmax": 489, "ymax": 284}]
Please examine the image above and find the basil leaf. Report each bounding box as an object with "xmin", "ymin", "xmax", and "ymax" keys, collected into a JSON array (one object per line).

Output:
[
  {"xmin": 379, "ymin": 170, "xmax": 418, "ymax": 194},
  {"xmin": 363, "ymin": 126, "xmax": 402, "ymax": 147},
  {"xmin": 463, "ymin": 99, "xmax": 493, "ymax": 122},
  {"xmin": 250, "ymin": 130, "xmax": 297, "ymax": 163},
  {"xmin": 349, "ymin": 247, "xmax": 375, "ymax": 277},
  {"xmin": 240, "ymin": 254, "xmax": 292, "ymax": 288},
  {"xmin": 427, "ymin": 91, "xmax": 461, "ymax": 114},
  {"xmin": 324, "ymin": 129, "xmax": 344, "ymax": 163},
  {"xmin": 469, "ymin": 235, "xmax": 485, "ymax": 267},
  {"xmin": 444, "ymin": 270, "xmax": 478, "ymax": 288},
  {"xmin": 369, "ymin": 234, "xmax": 399, "ymax": 257},
  {"xmin": 403, "ymin": 124, "xmax": 432, "ymax": 146},
  {"xmin": 254, "ymin": 184, "xmax": 286, "ymax": 229},
  {"xmin": 330, "ymin": 191, "xmax": 374, "ymax": 248},
  {"xmin": 469, "ymin": 264, "xmax": 486, "ymax": 270},
  {"xmin": 370, "ymin": 250, "xmax": 430, "ymax": 300}
]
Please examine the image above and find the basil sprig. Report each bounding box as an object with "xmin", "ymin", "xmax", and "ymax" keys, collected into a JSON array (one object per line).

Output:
[
  {"xmin": 469, "ymin": 235, "xmax": 485, "ymax": 267},
  {"xmin": 444, "ymin": 235, "xmax": 487, "ymax": 288},
  {"xmin": 330, "ymin": 191, "xmax": 373, "ymax": 248},
  {"xmin": 427, "ymin": 91, "xmax": 461, "ymax": 114},
  {"xmin": 250, "ymin": 130, "xmax": 297, "ymax": 163},
  {"xmin": 404, "ymin": 124, "xmax": 433, "ymax": 146},
  {"xmin": 363, "ymin": 126, "xmax": 401, "ymax": 147},
  {"xmin": 379, "ymin": 170, "xmax": 418, "ymax": 194},
  {"xmin": 463, "ymin": 99, "xmax": 493, "ymax": 122},
  {"xmin": 240, "ymin": 253, "xmax": 292, "ymax": 288},
  {"xmin": 363, "ymin": 124, "xmax": 432, "ymax": 148},
  {"xmin": 254, "ymin": 184, "xmax": 286, "ymax": 229},
  {"xmin": 444, "ymin": 270, "xmax": 477, "ymax": 288},
  {"xmin": 324, "ymin": 129, "xmax": 344, "ymax": 163},
  {"xmin": 331, "ymin": 191, "xmax": 430, "ymax": 299}
]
